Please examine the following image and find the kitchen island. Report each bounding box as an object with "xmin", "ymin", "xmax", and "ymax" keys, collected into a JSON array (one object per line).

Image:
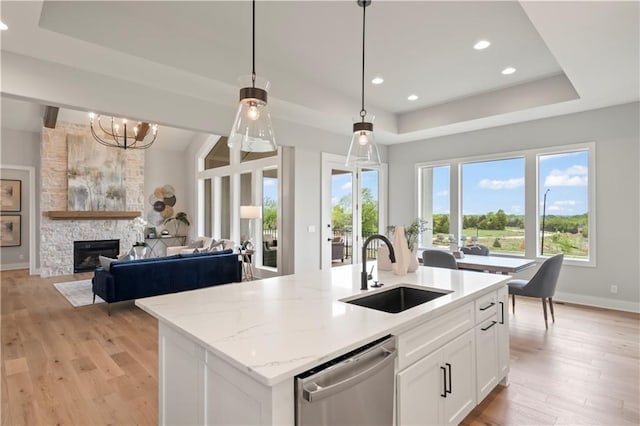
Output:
[{"xmin": 136, "ymin": 264, "xmax": 511, "ymax": 425}]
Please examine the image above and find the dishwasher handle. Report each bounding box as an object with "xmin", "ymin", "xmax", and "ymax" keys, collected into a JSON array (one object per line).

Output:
[{"xmin": 302, "ymin": 348, "xmax": 397, "ymax": 403}]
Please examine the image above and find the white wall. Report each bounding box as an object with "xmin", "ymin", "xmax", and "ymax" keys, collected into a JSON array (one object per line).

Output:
[
  {"xmin": 388, "ymin": 102, "xmax": 640, "ymax": 312},
  {"xmin": 0, "ymin": 127, "xmax": 41, "ymax": 270},
  {"xmin": 144, "ymin": 148, "xmax": 188, "ymax": 233}
]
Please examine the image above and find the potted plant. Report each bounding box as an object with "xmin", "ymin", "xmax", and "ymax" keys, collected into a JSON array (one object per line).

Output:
[
  {"xmin": 128, "ymin": 216, "xmax": 149, "ymax": 258},
  {"xmin": 163, "ymin": 212, "xmax": 190, "ymax": 236},
  {"xmin": 388, "ymin": 218, "xmax": 430, "ymax": 252}
]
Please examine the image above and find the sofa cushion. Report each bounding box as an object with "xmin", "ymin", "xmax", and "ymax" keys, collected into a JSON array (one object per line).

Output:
[
  {"xmin": 99, "ymin": 255, "xmax": 116, "ymax": 271},
  {"xmin": 187, "ymin": 239, "xmax": 204, "ymax": 249},
  {"xmin": 180, "ymin": 249, "xmax": 233, "ymax": 258}
]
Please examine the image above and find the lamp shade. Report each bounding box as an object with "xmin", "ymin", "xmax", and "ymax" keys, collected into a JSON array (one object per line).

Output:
[
  {"xmin": 346, "ymin": 120, "xmax": 381, "ymax": 167},
  {"xmin": 228, "ymin": 78, "xmax": 277, "ymax": 153},
  {"xmin": 240, "ymin": 205, "xmax": 262, "ymax": 220}
]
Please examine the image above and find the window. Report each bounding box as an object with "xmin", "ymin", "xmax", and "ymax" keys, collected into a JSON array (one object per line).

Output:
[
  {"xmin": 461, "ymin": 158, "xmax": 525, "ymax": 255},
  {"xmin": 418, "ymin": 165, "xmax": 450, "ymax": 248},
  {"xmin": 204, "ymin": 137, "xmax": 230, "ymax": 169},
  {"xmin": 416, "ymin": 143, "xmax": 594, "ymax": 264},
  {"xmin": 538, "ymin": 150, "xmax": 589, "ymax": 260}
]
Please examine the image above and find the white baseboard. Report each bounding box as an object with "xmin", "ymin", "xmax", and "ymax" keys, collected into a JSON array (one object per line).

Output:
[
  {"xmin": 0, "ymin": 262, "xmax": 29, "ymax": 271},
  {"xmin": 554, "ymin": 291, "xmax": 640, "ymax": 313}
]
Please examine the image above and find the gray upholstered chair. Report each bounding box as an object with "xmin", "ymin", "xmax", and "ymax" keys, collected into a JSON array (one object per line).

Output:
[
  {"xmin": 422, "ymin": 249, "xmax": 458, "ymax": 270},
  {"xmin": 460, "ymin": 244, "xmax": 490, "ymax": 256},
  {"xmin": 508, "ymin": 253, "xmax": 564, "ymax": 329}
]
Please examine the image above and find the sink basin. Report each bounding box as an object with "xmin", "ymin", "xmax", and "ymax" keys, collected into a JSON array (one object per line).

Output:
[{"xmin": 345, "ymin": 286, "xmax": 452, "ymax": 314}]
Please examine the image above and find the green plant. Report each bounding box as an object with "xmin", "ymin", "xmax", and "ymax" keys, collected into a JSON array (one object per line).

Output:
[
  {"xmin": 163, "ymin": 212, "xmax": 190, "ymax": 236},
  {"xmin": 388, "ymin": 218, "xmax": 430, "ymax": 251}
]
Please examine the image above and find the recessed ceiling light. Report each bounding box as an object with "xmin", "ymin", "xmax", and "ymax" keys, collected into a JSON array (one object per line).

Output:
[
  {"xmin": 0, "ymin": 21, "xmax": 8, "ymax": 31},
  {"xmin": 407, "ymin": 94, "xmax": 419, "ymax": 101},
  {"xmin": 474, "ymin": 40, "xmax": 490, "ymax": 50},
  {"xmin": 501, "ymin": 67, "xmax": 516, "ymax": 75},
  {"xmin": 371, "ymin": 77, "xmax": 384, "ymax": 85}
]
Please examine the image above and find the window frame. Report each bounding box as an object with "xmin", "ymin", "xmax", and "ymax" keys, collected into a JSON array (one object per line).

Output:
[{"xmin": 415, "ymin": 142, "xmax": 596, "ymax": 267}]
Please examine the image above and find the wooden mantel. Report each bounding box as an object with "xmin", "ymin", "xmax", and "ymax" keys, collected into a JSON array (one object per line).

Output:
[{"xmin": 45, "ymin": 211, "xmax": 141, "ymax": 220}]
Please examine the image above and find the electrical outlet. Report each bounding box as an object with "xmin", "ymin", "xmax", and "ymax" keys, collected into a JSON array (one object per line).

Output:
[{"xmin": 610, "ymin": 285, "xmax": 618, "ymax": 294}]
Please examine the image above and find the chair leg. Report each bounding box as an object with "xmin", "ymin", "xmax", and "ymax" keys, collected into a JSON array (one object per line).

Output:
[
  {"xmin": 511, "ymin": 293, "xmax": 516, "ymax": 314},
  {"xmin": 542, "ymin": 298, "xmax": 548, "ymax": 330},
  {"xmin": 549, "ymin": 297, "xmax": 555, "ymax": 323},
  {"xmin": 93, "ymin": 293, "xmax": 96, "ymax": 304}
]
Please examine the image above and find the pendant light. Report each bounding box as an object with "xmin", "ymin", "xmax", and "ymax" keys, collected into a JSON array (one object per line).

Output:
[
  {"xmin": 346, "ymin": 0, "xmax": 381, "ymax": 167},
  {"xmin": 228, "ymin": 0, "xmax": 277, "ymax": 153}
]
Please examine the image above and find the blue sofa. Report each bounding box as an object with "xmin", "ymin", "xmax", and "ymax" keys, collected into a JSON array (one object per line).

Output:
[{"xmin": 92, "ymin": 249, "xmax": 242, "ymax": 305}]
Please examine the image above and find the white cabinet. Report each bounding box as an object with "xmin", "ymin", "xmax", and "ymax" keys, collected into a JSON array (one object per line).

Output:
[
  {"xmin": 396, "ymin": 286, "xmax": 509, "ymax": 426},
  {"xmin": 475, "ymin": 314, "xmax": 499, "ymax": 401},
  {"xmin": 397, "ymin": 330, "xmax": 476, "ymax": 426},
  {"xmin": 497, "ymin": 285, "xmax": 510, "ymax": 379}
]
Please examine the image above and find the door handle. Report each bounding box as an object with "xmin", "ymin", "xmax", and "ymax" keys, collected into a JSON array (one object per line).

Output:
[
  {"xmin": 327, "ymin": 238, "xmax": 333, "ymax": 242},
  {"xmin": 440, "ymin": 366, "xmax": 447, "ymax": 398},
  {"xmin": 445, "ymin": 362, "xmax": 452, "ymax": 394},
  {"xmin": 302, "ymin": 348, "xmax": 397, "ymax": 402},
  {"xmin": 499, "ymin": 301, "xmax": 505, "ymax": 324}
]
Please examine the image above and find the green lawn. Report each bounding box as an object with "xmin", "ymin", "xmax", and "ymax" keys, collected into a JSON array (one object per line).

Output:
[{"xmin": 433, "ymin": 227, "xmax": 588, "ymax": 258}]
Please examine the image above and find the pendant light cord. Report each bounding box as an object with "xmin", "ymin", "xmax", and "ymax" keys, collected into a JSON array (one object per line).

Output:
[
  {"xmin": 252, "ymin": 0, "xmax": 256, "ymax": 88},
  {"xmin": 360, "ymin": 2, "xmax": 367, "ymax": 121}
]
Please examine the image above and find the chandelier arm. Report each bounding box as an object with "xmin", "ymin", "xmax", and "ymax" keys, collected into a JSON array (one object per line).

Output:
[
  {"xmin": 91, "ymin": 123, "xmax": 123, "ymax": 148},
  {"xmin": 126, "ymin": 133, "xmax": 157, "ymax": 149},
  {"xmin": 97, "ymin": 117, "xmax": 116, "ymax": 138}
]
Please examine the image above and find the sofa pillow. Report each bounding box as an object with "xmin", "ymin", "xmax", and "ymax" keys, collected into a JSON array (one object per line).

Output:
[
  {"xmin": 99, "ymin": 255, "xmax": 117, "ymax": 271},
  {"xmin": 180, "ymin": 249, "xmax": 233, "ymax": 258},
  {"xmin": 209, "ymin": 240, "xmax": 225, "ymax": 251},
  {"xmin": 188, "ymin": 239, "xmax": 204, "ymax": 249}
]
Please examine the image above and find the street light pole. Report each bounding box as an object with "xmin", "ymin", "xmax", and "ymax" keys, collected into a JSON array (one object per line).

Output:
[{"xmin": 541, "ymin": 189, "xmax": 550, "ymax": 255}]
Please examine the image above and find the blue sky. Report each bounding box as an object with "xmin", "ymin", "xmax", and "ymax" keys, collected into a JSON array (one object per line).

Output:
[
  {"xmin": 331, "ymin": 170, "xmax": 379, "ymax": 207},
  {"xmin": 432, "ymin": 151, "xmax": 588, "ymax": 216},
  {"xmin": 263, "ymin": 177, "xmax": 278, "ymax": 202}
]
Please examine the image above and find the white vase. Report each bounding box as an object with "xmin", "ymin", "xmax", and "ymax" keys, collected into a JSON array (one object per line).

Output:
[
  {"xmin": 377, "ymin": 244, "xmax": 393, "ymax": 271},
  {"xmin": 132, "ymin": 246, "xmax": 147, "ymax": 259},
  {"xmin": 407, "ymin": 249, "xmax": 419, "ymax": 273},
  {"xmin": 392, "ymin": 226, "xmax": 411, "ymax": 276}
]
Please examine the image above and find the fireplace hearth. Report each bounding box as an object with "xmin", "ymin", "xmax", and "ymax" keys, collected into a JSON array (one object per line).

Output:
[{"xmin": 73, "ymin": 239, "xmax": 120, "ymax": 272}]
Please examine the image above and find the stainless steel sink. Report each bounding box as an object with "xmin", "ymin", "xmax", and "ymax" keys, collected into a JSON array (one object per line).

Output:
[{"xmin": 344, "ymin": 285, "xmax": 452, "ymax": 314}]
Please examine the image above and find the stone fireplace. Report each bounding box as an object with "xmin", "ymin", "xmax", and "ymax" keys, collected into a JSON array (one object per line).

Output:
[{"xmin": 40, "ymin": 122, "xmax": 144, "ymax": 277}]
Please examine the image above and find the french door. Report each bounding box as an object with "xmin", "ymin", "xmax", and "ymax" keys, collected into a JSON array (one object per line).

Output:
[{"xmin": 321, "ymin": 153, "xmax": 386, "ymax": 270}]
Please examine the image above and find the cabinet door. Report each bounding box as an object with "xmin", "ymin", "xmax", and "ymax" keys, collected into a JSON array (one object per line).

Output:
[
  {"xmin": 475, "ymin": 314, "xmax": 499, "ymax": 401},
  {"xmin": 497, "ymin": 285, "xmax": 510, "ymax": 379},
  {"xmin": 442, "ymin": 329, "xmax": 476, "ymax": 426},
  {"xmin": 397, "ymin": 349, "xmax": 443, "ymax": 426}
]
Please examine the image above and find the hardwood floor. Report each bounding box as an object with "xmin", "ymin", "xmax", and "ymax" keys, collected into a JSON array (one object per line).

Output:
[{"xmin": 2, "ymin": 269, "xmax": 639, "ymax": 425}]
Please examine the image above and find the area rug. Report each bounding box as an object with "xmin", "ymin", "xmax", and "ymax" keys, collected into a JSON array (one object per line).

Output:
[{"xmin": 53, "ymin": 279, "xmax": 105, "ymax": 307}]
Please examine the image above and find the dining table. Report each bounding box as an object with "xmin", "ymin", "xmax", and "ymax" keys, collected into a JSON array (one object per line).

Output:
[{"xmin": 454, "ymin": 254, "xmax": 537, "ymax": 274}]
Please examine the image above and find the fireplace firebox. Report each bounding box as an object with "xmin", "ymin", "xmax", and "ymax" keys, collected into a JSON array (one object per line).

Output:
[{"xmin": 73, "ymin": 239, "xmax": 120, "ymax": 272}]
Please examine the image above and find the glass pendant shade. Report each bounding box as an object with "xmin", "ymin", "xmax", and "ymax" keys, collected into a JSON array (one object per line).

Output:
[
  {"xmin": 346, "ymin": 120, "xmax": 381, "ymax": 167},
  {"xmin": 228, "ymin": 82, "xmax": 277, "ymax": 152}
]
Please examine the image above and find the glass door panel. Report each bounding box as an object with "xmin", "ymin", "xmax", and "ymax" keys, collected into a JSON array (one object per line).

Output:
[
  {"xmin": 360, "ymin": 168, "xmax": 379, "ymax": 260},
  {"xmin": 262, "ymin": 169, "xmax": 278, "ymax": 269},
  {"xmin": 220, "ymin": 176, "xmax": 231, "ymax": 239},
  {"xmin": 331, "ymin": 169, "xmax": 354, "ymax": 265}
]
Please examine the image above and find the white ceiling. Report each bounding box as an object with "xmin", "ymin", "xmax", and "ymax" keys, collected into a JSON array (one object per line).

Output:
[{"xmin": 1, "ymin": 1, "xmax": 638, "ymax": 149}]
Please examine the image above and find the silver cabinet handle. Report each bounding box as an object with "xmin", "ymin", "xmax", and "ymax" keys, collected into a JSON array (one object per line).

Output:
[{"xmin": 302, "ymin": 348, "xmax": 397, "ymax": 403}]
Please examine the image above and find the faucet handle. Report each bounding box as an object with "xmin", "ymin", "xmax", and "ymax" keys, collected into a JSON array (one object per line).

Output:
[{"xmin": 367, "ymin": 265, "xmax": 374, "ymax": 280}]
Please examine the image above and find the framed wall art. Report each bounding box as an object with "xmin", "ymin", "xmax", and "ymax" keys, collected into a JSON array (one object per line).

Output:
[
  {"xmin": 0, "ymin": 179, "xmax": 21, "ymax": 212},
  {"xmin": 0, "ymin": 215, "xmax": 21, "ymax": 247}
]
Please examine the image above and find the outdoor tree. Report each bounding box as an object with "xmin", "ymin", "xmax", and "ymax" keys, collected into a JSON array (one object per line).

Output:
[{"xmin": 262, "ymin": 198, "xmax": 277, "ymax": 230}]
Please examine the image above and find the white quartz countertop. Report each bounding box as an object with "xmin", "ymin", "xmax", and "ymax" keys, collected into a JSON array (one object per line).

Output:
[{"xmin": 136, "ymin": 264, "xmax": 510, "ymax": 386}]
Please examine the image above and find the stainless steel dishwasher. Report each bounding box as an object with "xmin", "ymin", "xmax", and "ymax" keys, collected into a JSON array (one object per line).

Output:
[{"xmin": 295, "ymin": 335, "xmax": 396, "ymax": 426}]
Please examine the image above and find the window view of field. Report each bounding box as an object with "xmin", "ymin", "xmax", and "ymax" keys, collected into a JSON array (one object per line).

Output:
[{"xmin": 428, "ymin": 151, "xmax": 589, "ymax": 259}]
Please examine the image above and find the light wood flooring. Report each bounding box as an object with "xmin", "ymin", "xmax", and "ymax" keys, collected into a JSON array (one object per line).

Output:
[{"xmin": 2, "ymin": 269, "xmax": 639, "ymax": 425}]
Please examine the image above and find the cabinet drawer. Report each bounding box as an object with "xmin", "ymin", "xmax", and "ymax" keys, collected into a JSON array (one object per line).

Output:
[
  {"xmin": 397, "ymin": 302, "xmax": 473, "ymax": 371},
  {"xmin": 474, "ymin": 291, "xmax": 497, "ymax": 324}
]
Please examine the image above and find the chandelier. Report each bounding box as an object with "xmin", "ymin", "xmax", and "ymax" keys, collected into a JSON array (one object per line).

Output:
[
  {"xmin": 346, "ymin": 0, "xmax": 381, "ymax": 167},
  {"xmin": 89, "ymin": 113, "xmax": 158, "ymax": 150}
]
